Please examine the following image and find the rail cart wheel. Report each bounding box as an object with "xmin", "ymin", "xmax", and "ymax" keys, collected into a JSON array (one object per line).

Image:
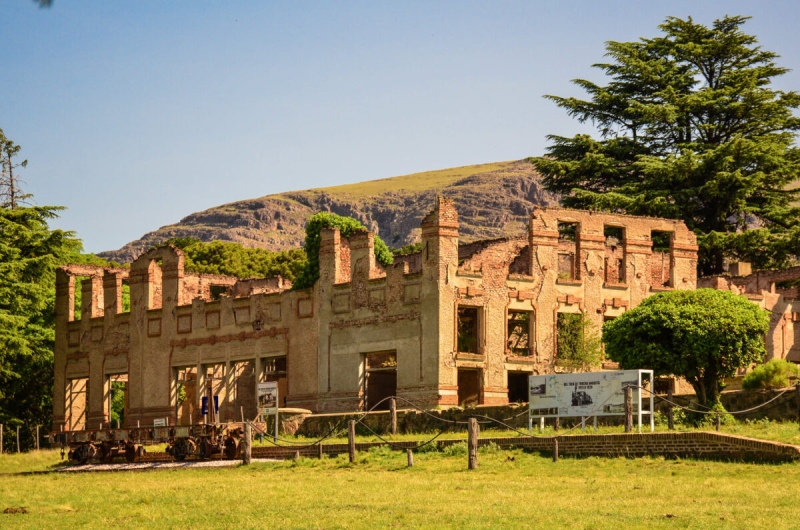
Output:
[
  {"xmin": 223, "ymin": 437, "xmax": 240, "ymax": 460},
  {"xmin": 124, "ymin": 442, "xmax": 142, "ymax": 463},
  {"xmin": 99, "ymin": 442, "xmax": 113, "ymax": 463},
  {"xmin": 172, "ymin": 437, "xmax": 196, "ymax": 461},
  {"xmin": 71, "ymin": 443, "xmax": 96, "ymax": 464},
  {"xmin": 71, "ymin": 444, "xmax": 88, "ymax": 464}
]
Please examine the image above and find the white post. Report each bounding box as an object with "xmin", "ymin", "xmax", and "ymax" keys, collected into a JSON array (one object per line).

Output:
[
  {"xmin": 593, "ymin": 416, "xmax": 598, "ymax": 433},
  {"xmin": 637, "ymin": 371, "xmax": 643, "ymax": 433},
  {"xmin": 528, "ymin": 408, "xmax": 532, "ymax": 432},
  {"xmin": 581, "ymin": 417, "xmax": 585, "ymax": 432},
  {"xmin": 539, "ymin": 416, "xmax": 545, "ymax": 431},
  {"xmin": 649, "ymin": 370, "xmax": 655, "ymax": 432}
]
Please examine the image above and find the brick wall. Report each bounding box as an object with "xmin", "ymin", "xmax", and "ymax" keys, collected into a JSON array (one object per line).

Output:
[{"xmin": 249, "ymin": 431, "xmax": 800, "ymax": 462}]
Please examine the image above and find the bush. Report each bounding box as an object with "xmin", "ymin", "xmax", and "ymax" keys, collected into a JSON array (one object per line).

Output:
[
  {"xmin": 654, "ymin": 407, "xmax": 687, "ymax": 427},
  {"xmin": 441, "ymin": 442, "xmax": 467, "ymax": 457},
  {"xmin": 742, "ymin": 359, "xmax": 800, "ymax": 390},
  {"xmin": 293, "ymin": 212, "xmax": 393, "ymax": 289}
]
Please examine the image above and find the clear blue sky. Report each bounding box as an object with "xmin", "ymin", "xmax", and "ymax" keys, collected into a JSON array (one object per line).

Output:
[{"xmin": 2, "ymin": 1, "xmax": 799, "ymax": 253}]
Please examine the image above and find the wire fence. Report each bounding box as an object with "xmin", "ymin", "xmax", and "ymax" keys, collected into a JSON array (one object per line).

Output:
[{"xmin": 5, "ymin": 384, "xmax": 799, "ymax": 456}]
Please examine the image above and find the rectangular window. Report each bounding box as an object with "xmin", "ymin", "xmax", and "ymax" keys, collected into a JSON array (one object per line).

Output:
[
  {"xmin": 650, "ymin": 231, "xmax": 673, "ymax": 288},
  {"xmin": 201, "ymin": 363, "xmax": 226, "ymax": 423},
  {"xmin": 507, "ymin": 310, "xmax": 533, "ymax": 356},
  {"xmin": 232, "ymin": 361, "xmax": 257, "ymax": 422},
  {"xmin": 604, "ymin": 226, "xmax": 625, "ymax": 284},
  {"xmin": 263, "ymin": 357, "xmax": 288, "ymax": 409},
  {"xmin": 457, "ymin": 306, "xmax": 480, "ymax": 354},
  {"xmin": 558, "ymin": 222, "xmax": 579, "ymax": 281},
  {"xmin": 66, "ymin": 377, "xmax": 88, "ymax": 431},
  {"xmin": 72, "ymin": 276, "xmax": 89, "ymax": 321},
  {"xmin": 175, "ymin": 367, "xmax": 197, "ymax": 426},
  {"xmin": 107, "ymin": 373, "xmax": 128, "ymax": 429},
  {"xmin": 507, "ymin": 372, "xmax": 530, "ymax": 403}
]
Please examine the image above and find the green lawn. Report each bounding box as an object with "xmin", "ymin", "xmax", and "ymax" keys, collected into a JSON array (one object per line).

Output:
[
  {"xmin": 3, "ymin": 421, "xmax": 800, "ymax": 529},
  {"xmin": 2, "ymin": 445, "xmax": 800, "ymax": 529}
]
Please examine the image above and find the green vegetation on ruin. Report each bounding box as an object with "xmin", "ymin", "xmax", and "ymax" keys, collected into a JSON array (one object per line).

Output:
[{"xmin": 159, "ymin": 237, "xmax": 308, "ymax": 282}]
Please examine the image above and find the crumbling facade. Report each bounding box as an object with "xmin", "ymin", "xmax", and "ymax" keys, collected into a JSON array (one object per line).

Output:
[
  {"xmin": 53, "ymin": 199, "xmax": 699, "ymax": 430},
  {"xmin": 700, "ymin": 264, "xmax": 800, "ymax": 365}
]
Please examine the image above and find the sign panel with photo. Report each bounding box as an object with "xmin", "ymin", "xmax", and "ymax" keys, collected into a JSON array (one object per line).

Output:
[
  {"xmin": 258, "ymin": 381, "xmax": 279, "ymax": 416},
  {"xmin": 528, "ymin": 369, "xmax": 651, "ymax": 418}
]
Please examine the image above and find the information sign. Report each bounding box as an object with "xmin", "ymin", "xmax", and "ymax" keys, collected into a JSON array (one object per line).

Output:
[
  {"xmin": 258, "ymin": 381, "xmax": 279, "ymax": 416},
  {"xmin": 528, "ymin": 369, "xmax": 654, "ymax": 431}
]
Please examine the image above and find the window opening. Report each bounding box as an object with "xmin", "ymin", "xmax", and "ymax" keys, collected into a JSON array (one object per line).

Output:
[
  {"xmin": 556, "ymin": 312, "xmax": 603, "ymax": 372},
  {"xmin": 175, "ymin": 367, "xmax": 197, "ymax": 425},
  {"xmin": 650, "ymin": 231, "xmax": 672, "ymax": 287},
  {"xmin": 507, "ymin": 310, "xmax": 533, "ymax": 356},
  {"xmin": 232, "ymin": 361, "xmax": 257, "ymax": 421},
  {"xmin": 66, "ymin": 377, "xmax": 88, "ymax": 431},
  {"xmin": 210, "ymin": 285, "xmax": 228, "ymax": 301},
  {"xmin": 121, "ymin": 280, "xmax": 131, "ymax": 312},
  {"xmin": 108, "ymin": 373, "xmax": 128, "ymax": 428},
  {"xmin": 557, "ymin": 222, "xmax": 579, "ymax": 281},
  {"xmin": 603, "ymin": 226, "xmax": 625, "ymax": 284},
  {"xmin": 654, "ymin": 377, "xmax": 675, "ymax": 395},
  {"xmin": 72, "ymin": 276, "xmax": 89, "ymax": 320},
  {"xmin": 202, "ymin": 364, "xmax": 226, "ymax": 423},
  {"xmin": 263, "ymin": 357, "xmax": 288, "ymax": 407},
  {"xmin": 457, "ymin": 306, "xmax": 480, "ymax": 354},
  {"xmin": 507, "ymin": 372, "xmax": 529, "ymax": 403}
]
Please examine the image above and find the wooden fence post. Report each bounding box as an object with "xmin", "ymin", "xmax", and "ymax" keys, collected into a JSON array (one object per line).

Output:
[
  {"xmin": 716, "ymin": 413, "xmax": 721, "ymax": 431},
  {"xmin": 36, "ymin": 425, "xmax": 40, "ymax": 450},
  {"xmin": 16, "ymin": 426, "xmax": 21, "ymax": 453},
  {"xmin": 1, "ymin": 423, "xmax": 4, "ymax": 454},
  {"xmin": 667, "ymin": 386, "xmax": 675, "ymax": 430},
  {"xmin": 552, "ymin": 438, "xmax": 559, "ymax": 462},
  {"xmin": 389, "ymin": 398, "xmax": 397, "ymax": 436},
  {"xmin": 467, "ymin": 418, "xmax": 479, "ymax": 470},
  {"xmin": 242, "ymin": 422, "xmax": 252, "ymax": 465},
  {"xmin": 407, "ymin": 449, "xmax": 414, "ymax": 467},
  {"xmin": 554, "ymin": 417, "xmax": 560, "ymax": 432},
  {"xmin": 624, "ymin": 386, "xmax": 633, "ymax": 433},
  {"xmin": 348, "ymin": 420, "xmax": 356, "ymax": 463},
  {"xmin": 795, "ymin": 383, "xmax": 800, "ymax": 425},
  {"xmin": 318, "ymin": 443, "xmax": 324, "ymax": 459}
]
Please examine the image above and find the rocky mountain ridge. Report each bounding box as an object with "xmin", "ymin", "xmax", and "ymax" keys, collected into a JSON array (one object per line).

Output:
[{"xmin": 99, "ymin": 159, "xmax": 559, "ymax": 263}]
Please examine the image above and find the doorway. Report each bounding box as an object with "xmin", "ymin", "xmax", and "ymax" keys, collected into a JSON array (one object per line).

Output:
[
  {"xmin": 457, "ymin": 369, "xmax": 481, "ymax": 407},
  {"xmin": 364, "ymin": 351, "xmax": 397, "ymax": 411}
]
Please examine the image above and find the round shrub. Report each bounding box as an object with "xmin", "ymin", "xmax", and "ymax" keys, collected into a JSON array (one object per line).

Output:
[{"xmin": 742, "ymin": 359, "xmax": 800, "ymax": 390}]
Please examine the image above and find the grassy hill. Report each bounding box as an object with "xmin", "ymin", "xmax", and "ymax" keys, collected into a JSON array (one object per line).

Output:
[{"xmin": 99, "ymin": 160, "xmax": 558, "ymax": 263}]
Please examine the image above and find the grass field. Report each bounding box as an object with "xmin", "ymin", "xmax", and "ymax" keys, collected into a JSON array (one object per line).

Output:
[
  {"xmin": 2, "ymin": 422, "xmax": 800, "ymax": 529},
  {"xmin": 310, "ymin": 161, "xmax": 514, "ymax": 198}
]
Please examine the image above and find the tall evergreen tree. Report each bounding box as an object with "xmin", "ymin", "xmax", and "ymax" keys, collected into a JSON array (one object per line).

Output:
[
  {"xmin": 532, "ymin": 16, "xmax": 800, "ymax": 275},
  {"xmin": 0, "ymin": 131, "xmax": 90, "ymax": 450},
  {"xmin": 0, "ymin": 206, "xmax": 84, "ymax": 449},
  {"xmin": 0, "ymin": 128, "xmax": 30, "ymax": 209}
]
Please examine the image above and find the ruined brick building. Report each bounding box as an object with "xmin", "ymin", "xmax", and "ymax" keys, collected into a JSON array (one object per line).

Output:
[
  {"xmin": 700, "ymin": 263, "xmax": 800, "ymax": 365},
  {"xmin": 53, "ymin": 198, "xmax": 700, "ymax": 431}
]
